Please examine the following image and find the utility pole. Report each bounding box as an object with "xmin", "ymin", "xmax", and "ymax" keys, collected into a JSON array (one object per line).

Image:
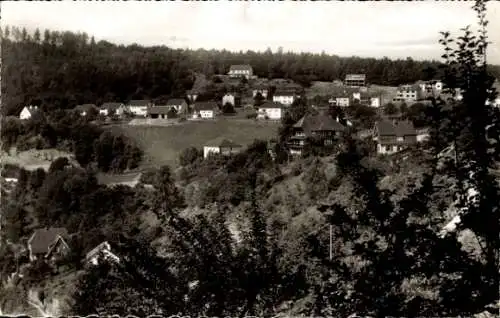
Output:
[{"xmin": 329, "ymin": 224, "xmax": 333, "ymax": 261}]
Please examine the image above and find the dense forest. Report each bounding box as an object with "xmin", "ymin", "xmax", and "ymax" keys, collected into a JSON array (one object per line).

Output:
[{"xmin": 3, "ymin": 25, "xmax": 499, "ymax": 117}]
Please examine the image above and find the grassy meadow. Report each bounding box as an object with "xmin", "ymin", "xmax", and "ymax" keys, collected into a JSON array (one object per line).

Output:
[{"xmin": 111, "ymin": 118, "xmax": 280, "ymax": 169}]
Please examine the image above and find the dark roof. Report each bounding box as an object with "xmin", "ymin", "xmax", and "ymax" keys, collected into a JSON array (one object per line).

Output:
[
  {"xmin": 101, "ymin": 102, "xmax": 123, "ymax": 110},
  {"xmin": 293, "ymin": 113, "xmax": 345, "ymax": 134},
  {"xmin": 128, "ymin": 100, "xmax": 151, "ymax": 107},
  {"xmin": 29, "ymin": 228, "xmax": 68, "ymax": 255},
  {"xmin": 75, "ymin": 104, "xmax": 97, "ymax": 112},
  {"xmin": 375, "ymin": 120, "xmax": 416, "ymax": 137},
  {"xmin": 345, "ymin": 74, "xmax": 366, "ymax": 80},
  {"xmin": 206, "ymin": 137, "xmax": 242, "ymax": 148},
  {"xmin": 274, "ymin": 88, "xmax": 297, "ymax": 96},
  {"xmin": 194, "ymin": 101, "xmax": 217, "ymax": 111},
  {"xmin": 166, "ymin": 99, "xmax": 186, "ymax": 106},
  {"xmin": 229, "ymin": 64, "xmax": 253, "ymax": 72},
  {"xmin": 148, "ymin": 106, "xmax": 173, "ymax": 115},
  {"xmin": 398, "ymin": 84, "xmax": 420, "ymax": 91},
  {"xmin": 258, "ymin": 101, "xmax": 286, "ymax": 109}
]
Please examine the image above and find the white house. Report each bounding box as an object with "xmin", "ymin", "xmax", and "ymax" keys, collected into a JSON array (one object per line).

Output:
[
  {"xmin": 370, "ymin": 97, "xmax": 381, "ymax": 108},
  {"xmin": 329, "ymin": 95, "xmax": 350, "ymax": 107},
  {"xmin": 393, "ymin": 85, "xmax": 420, "ymax": 103},
  {"xmin": 19, "ymin": 105, "xmax": 40, "ymax": 120},
  {"xmin": 127, "ymin": 100, "xmax": 152, "ymax": 117},
  {"xmin": 192, "ymin": 102, "xmax": 217, "ymax": 119},
  {"xmin": 273, "ymin": 89, "xmax": 296, "ymax": 105},
  {"xmin": 228, "ymin": 65, "xmax": 253, "ymax": 79},
  {"xmin": 203, "ymin": 138, "xmax": 243, "ymax": 159},
  {"xmin": 345, "ymin": 74, "xmax": 366, "ymax": 87},
  {"xmin": 165, "ymin": 98, "xmax": 188, "ymax": 113},
  {"xmin": 222, "ymin": 93, "xmax": 240, "ymax": 108},
  {"xmin": 257, "ymin": 102, "xmax": 285, "ymax": 120},
  {"xmin": 99, "ymin": 102, "xmax": 126, "ymax": 116}
]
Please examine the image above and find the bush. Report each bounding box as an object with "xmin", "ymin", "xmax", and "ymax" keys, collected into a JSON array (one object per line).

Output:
[
  {"xmin": 179, "ymin": 147, "xmax": 202, "ymax": 166},
  {"xmin": 246, "ymin": 113, "xmax": 257, "ymax": 119}
]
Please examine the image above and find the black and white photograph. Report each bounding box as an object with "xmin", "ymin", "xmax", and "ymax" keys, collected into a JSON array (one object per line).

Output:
[{"xmin": 0, "ymin": 0, "xmax": 499, "ymax": 316}]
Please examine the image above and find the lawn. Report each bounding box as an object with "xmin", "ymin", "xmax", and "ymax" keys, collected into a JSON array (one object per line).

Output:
[{"xmin": 111, "ymin": 118, "xmax": 280, "ymax": 168}]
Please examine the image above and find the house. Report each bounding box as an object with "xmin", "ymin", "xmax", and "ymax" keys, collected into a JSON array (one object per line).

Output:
[
  {"xmin": 352, "ymin": 92, "xmax": 371, "ymax": 105},
  {"xmin": 166, "ymin": 98, "xmax": 188, "ymax": 113},
  {"xmin": 228, "ymin": 64, "xmax": 253, "ymax": 79},
  {"xmin": 222, "ymin": 93, "xmax": 241, "ymax": 108},
  {"xmin": 75, "ymin": 104, "xmax": 98, "ymax": 116},
  {"xmin": 27, "ymin": 228, "xmax": 70, "ymax": 262},
  {"xmin": 416, "ymin": 127, "xmax": 430, "ymax": 142},
  {"xmin": 186, "ymin": 90, "xmax": 199, "ymax": 104},
  {"xmin": 393, "ymin": 85, "xmax": 421, "ymax": 103},
  {"xmin": 147, "ymin": 106, "xmax": 175, "ymax": 119},
  {"xmin": 99, "ymin": 102, "xmax": 125, "ymax": 116},
  {"xmin": 252, "ymin": 86, "xmax": 269, "ymax": 99},
  {"xmin": 19, "ymin": 105, "xmax": 40, "ymax": 120},
  {"xmin": 84, "ymin": 241, "xmax": 120, "ymax": 267},
  {"xmin": 345, "ymin": 74, "xmax": 366, "ymax": 87},
  {"xmin": 192, "ymin": 102, "xmax": 217, "ymax": 119},
  {"xmin": 127, "ymin": 100, "xmax": 152, "ymax": 117},
  {"xmin": 418, "ymin": 80, "xmax": 443, "ymax": 96},
  {"xmin": 373, "ymin": 120, "xmax": 417, "ymax": 155},
  {"xmin": 370, "ymin": 97, "xmax": 381, "ymax": 108},
  {"xmin": 273, "ymin": 88, "xmax": 297, "ymax": 105},
  {"xmin": 203, "ymin": 137, "xmax": 243, "ymax": 159},
  {"xmin": 288, "ymin": 111, "xmax": 346, "ymax": 156},
  {"xmin": 257, "ymin": 102, "xmax": 286, "ymax": 121},
  {"xmin": 328, "ymin": 94, "xmax": 350, "ymax": 107}
]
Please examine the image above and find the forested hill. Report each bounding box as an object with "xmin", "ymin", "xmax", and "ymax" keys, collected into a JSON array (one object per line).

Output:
[
  {"xmin": 1, "ymin": 27, "xmax": 196, "ymax": 116},
  {"xmin": 2, "ymin": 25, "xmax": 500, "ymax": 116}
]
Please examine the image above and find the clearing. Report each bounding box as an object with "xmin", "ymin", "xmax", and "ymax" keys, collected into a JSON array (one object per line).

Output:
[
  {"xmin": 0, "ymin": 148, "xmax": 75, "ymax": 171},
  {"xmin": 111, "ymin": 118, "xmax": 280, "ymax": 168}
]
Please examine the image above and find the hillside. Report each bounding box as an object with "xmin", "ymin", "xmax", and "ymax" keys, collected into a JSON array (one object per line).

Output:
[{"xmin": 110, "ymin": 119, "xmax": 279, "ymax": 168}]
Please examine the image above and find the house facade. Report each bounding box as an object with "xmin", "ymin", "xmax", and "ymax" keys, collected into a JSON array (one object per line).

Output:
[
  {"xmin": 252, "ymin": 87, "xmax": 269, "ymax": 99},
  {"xmin": 75, "ymin": 104, "xmax": 98, "ymax": 116},
  {"xmin": 166, "ymin": 98, "xmax": 188, "ymax": 113},
  {"xmin": 345, "ymin": 74, "xmax": 366, "ymax": 87},
  {"xmin": 127, "ymin": 100, "xmax": 152, "ymax": 117},
  {"xmin": 192, "ymin": 102, "xmax": 217, "ymax": 119},
  {"xmin": 373, "ymin": 120, "xmax": 417, "ymax": 155},
  {"xmin": 288, "ymin": 112, "xmax": 346, "ymax": 156},
  {"xmin": 329, "ymin": 96, "xmax": 350, "ymax": 107},
  {"xmin": 147, "ymin": 106, "xmax": 173, "ymax": 119},
  {"xmin": 393, "ymin": 85, "xmax": 420, "ymax": 103},
  {"xmin": 257, "ymin": 102, "xmax": 285, "ymax": 120},
  {"xmin": 19, "ymin": 105, "xmax": 40, "ymax": 120},
  {"xmin": 99, "ymin": 102, "xmax": 125, "ymax": 116},
  {"xmin": 203, "ymin": 138, "xmax": 243, "ymax": 159},
  {"xmin": 222, "ymin": 93, "xmax": 241, "ymax": 108},
  {"xmin": 228, "ymin": 65, "xmax": 253, "ymax": 79},
  {"xmin": 370, "ymin": 97, "xmax": 381, "ymax": 108},
  {"xmin": 273, "ymin": 89, "xmax": 297, "ymax": 105},
  {"xmin": 27, "ymin": 228, "xmax": 70, "ymax": 262}
]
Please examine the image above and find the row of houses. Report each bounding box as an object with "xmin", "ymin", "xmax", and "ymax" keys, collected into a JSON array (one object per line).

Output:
[{"xmin": 26, "ymin": 227, "xmax": 119, "ymax": 268}]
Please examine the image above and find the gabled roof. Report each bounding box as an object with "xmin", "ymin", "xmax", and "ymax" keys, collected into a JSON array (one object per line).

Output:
[
  {"xmin": 294, "ymin": 112, "xmax": 345, "ymax": 134},
  {"xmin": 28, "ymin": 228, "xmax": 68, "ymax": 255},
  {"xmin": 194, "ymin": 101, "xmax": 217, "ymax": 111},
  {"xmin": 345, "ymin": 74, "xmax": 366, "ymax": 80},
  {"xmin": 75, "ymin": 104, "xmax": 97, "ymax": 112},
  {"xmin": 375, "ymin": 120, "xmax": 416, "ymax": 137},
  {"xmin": 258, "ymin": 101, "xmax": 286, "ymax": 109},
  {"xmin": 274, "ymin": 88, "xmax": 297, "ymax": 96},
  {"xmin": 22, "ymin": 105, "xmax": 40, "ymax": 116},
  {"xmin": 101, "ymin": 102, "xmax": 123, "ymax": 110},
  {"xmin": 229, "ymin": 64, "xmax": 253, "ymax": 72},
  {"xmin": 85, "ymin": 241, "xmax": 111, "ymax": 259},
  {"xmin": 128, "ymin": 100, "xmax": 151, "ymax": 107},
  {"xmin": 166, "ymin": 98, "xmax": 186, "ymax": 106},
  {"xmin": 148, "ymin": 106, "xmax": 173, "ymax": 115},
  {"xmin": 206, "ymin": 137, "xmax": 242, "ymax": 148}
]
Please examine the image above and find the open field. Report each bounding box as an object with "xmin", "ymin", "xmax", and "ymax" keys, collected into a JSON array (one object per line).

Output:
[
  {"xmin": 111, "ymin": 118, "xmax": 280, "ymax": 168},
  {"xmin": 0, "ymin": 148, "xmax": 75, "ymax": 171}
]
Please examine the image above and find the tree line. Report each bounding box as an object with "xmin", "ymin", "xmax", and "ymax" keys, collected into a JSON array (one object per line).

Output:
[{"xmin": 2, "ymin": 25, "xmax": 498, "ymax": 118}]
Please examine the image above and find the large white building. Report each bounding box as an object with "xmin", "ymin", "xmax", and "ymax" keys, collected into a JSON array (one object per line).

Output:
[
  {"xmin": 257, "ymin": 102, "xmax": 285, "ymax": 120},
  {"xmin": 127, "ymin": 100, "xmax": 152, "ymax": 117},
  {"xmin": 228, "ymin": 65, "xmax": 253, "ymax": 79}
]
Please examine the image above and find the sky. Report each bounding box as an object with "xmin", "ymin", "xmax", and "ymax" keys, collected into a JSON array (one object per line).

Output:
[{"xmin": 2, "ymin": 1, "xmax": 500, "ymax": 64}]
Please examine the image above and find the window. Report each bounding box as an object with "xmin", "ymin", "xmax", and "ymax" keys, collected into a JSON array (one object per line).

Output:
[{"xmin": 385, "ymin": 145, "xmax": 391, "ymax": 151}]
